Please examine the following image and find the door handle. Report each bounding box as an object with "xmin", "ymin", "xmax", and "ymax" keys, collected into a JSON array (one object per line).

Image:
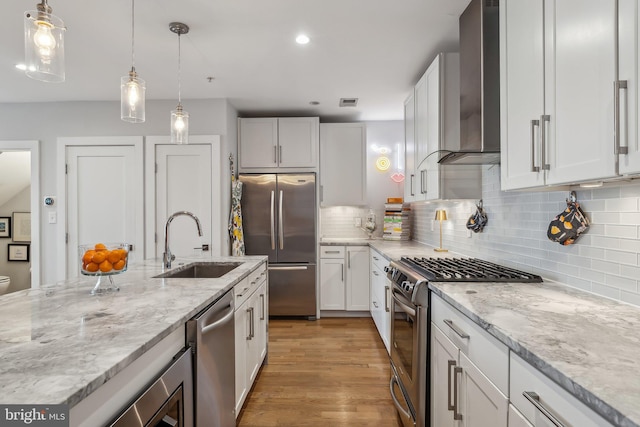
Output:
[
  {"xmin": 530, "ymin": 119, "xmax": 540, "ymax": 172},
  {"xmin": 615, "ymin": 80, "xmax": 629, "ymax": 155},
  {"xmin": 541, "ymin": 115, "xmax": 550, "ymax": 170},
  {"xmin": 201, "ymin": 302, "xmax": 234, "ymax": 335},
  {"xmin": 453, "ymin": 366, "xmax": 463, "ymax": 420},
  {"xmin": 270, "ymin": 190, "xmax": 275, "ymax": 250},
  {"xmin": 278, "ymin": 190, "xmax": 284, "ymax": 250},
  {"xmin": 410, "ymin": 174, "xmax": 415, "ymax": 196},
  {"xmin": 260, "ymin": 293, "xmax": 265, "ymax": 320},
  {"xmin": 447, "ymin": 360, "xmax": 456, "ymax": 411},
  {"xmin": 389, "ymin": 376, "xmax": 413, "ymax": 421},
  {"xmin": 384, "ymin": 285, "xmax": 390, "ymax": 312}
]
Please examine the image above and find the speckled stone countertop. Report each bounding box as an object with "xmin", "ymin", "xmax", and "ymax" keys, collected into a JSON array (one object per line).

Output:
[
  {"xmin": 0, "ymin": 255, "xmax": 266, "ymax": 408},
  {"xmin": 331, "ymin": 237, "xmax": 640, "ymax": 427}
]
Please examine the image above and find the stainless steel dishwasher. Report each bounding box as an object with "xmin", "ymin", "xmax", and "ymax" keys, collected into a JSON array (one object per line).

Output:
[{"xmin": 186, "ymin": 289, "xmax": 235, "ymax": 426}]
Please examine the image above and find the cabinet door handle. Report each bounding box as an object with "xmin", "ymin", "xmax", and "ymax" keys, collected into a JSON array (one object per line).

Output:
[
  {"xmin": 420, "ymin": 170, "xmax": 427, "ymax": 194},
  {"xmin": 246, "ymin": 307, "xmax": 253, "ymax": 340},
  {"xmin": 443, "ymin": 319, "xmax": 470, "ymax": 339},
  {"xmin": 384, "ymin": 285, "xmax": 390, "ymax": 312},
  {"xmin": 341, "ymin": 263, "xmax": 344, "ymax": 282},
  {"xmin": 347, "ymin": 251, "xmax": 351, "ymax": 269},
  {"xmin": 273, "ymin": 145, "xmax": 278, "ymax": 164},
  {"xmin": 447, "ymin": 360, "xmax": 456, "ymax": 411},
  {"xmin": 373, "ymin": 256, "xmax": 379, "ymax": 261},
  {"xmin": 278, "ymin": 145, "xmax": 282, "ymax": 164},
  {"xmin": 615, "ymin": 80, "xmax": 629, "ymax": 155},
  {"xmin": 453, "ymin": 366, "xmax": 463, "ymax": 420},
  {"xmin": 373, "ymin": 301, "xmax": 379, "ymax": 308},
  {"xmin": 410, "ymin": 174, "xmax": 415, "ymax": 196},
  {"xmin": 541, "ymin": 115, "xmax": 550, "ymax": 170},
  {"xmin": 372, "ymin": 270, "xmax": 379, "ymax": 276},
  {"xmin": 260, "ymin": 293, "xmax": 265, "ymax": 320},
  {"xmin": 530, "ymin": 119, "xmax": 540, "ymax": 172},
  {"xmin": 523, "ymin": 391, "xmax": 566, "ymax": 427},
  {"xmin": 325, "ymin": 250, "xmax": 340, "ymax": 254}
]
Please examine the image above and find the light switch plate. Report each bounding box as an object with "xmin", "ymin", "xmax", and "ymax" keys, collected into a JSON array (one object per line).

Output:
[
  {"xmin": 48, "ymin": 211, "xmax": 57, "ymax": 224},
  {"xmin": 354, "ymin": 217, "xmax": 362, "ymax": 227}
]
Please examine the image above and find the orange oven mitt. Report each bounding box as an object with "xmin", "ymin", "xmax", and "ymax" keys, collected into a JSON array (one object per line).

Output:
[{"xmin": 547, "ymin": 201, "xmax": 589, "ymax": 246}]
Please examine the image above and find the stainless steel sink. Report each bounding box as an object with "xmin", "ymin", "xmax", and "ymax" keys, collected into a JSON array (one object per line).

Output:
[{"xmin": 154, "ymin": 262, "xmax": 242, "ymax": 279}]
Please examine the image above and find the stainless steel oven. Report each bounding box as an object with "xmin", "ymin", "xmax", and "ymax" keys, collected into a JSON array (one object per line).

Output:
[{"xmin": 387, "ymin": 262, "xmax": 429, "ymax": 427}]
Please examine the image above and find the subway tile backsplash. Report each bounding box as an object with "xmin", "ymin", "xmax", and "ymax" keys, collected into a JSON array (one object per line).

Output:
[{"xmin": 322, "ymin": 165, "xmax": 640, "ymax": 307}]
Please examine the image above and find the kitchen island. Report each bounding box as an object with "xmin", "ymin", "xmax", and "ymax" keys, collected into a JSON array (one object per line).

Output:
[
  {"xmin": 0, "ymin": 255, "xmax": 266, "ymax": 426},
  {"xmin": 327, "ymin": 237, "xmax": 640, "ymax": 427}
]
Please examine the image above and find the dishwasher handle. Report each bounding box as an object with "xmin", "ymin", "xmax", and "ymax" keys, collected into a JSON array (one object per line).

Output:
[{"xmin": 202, "ymin": 300, "xmax": 234, "ymax": 335}]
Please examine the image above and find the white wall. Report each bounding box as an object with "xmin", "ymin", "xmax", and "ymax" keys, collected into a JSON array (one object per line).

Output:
[
  {"xmin": 320, "ymin": 120, "xmax": 404, "ymax": 239},
  {"xmin": 410, "ymin": 165, "xmax": 640, "ymax": 308},
  {"xmin": 0, "ymin": 187, "xmax": 31, "ymax": 293},
  {"xmin": 0, "ymin": 99, "xmax": 232, "ymax": 284}
]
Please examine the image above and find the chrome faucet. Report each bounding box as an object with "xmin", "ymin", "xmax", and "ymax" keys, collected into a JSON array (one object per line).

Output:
[{"xmin": 163, "ymin": 211, "xmax": 203, "ymax": 269}]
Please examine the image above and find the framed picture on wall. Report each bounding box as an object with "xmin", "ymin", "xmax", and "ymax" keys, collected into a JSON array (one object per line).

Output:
[
  {"xmin": 12, "ymin": 212, "xmax": 30, "ymax": 242},
  {"xmin": 8, "ymin": 244, "xmax": 29, "ymax": 262},
  {"xmin": 0, "ymin": 217, "xmax": 10, "ymax": 238}
]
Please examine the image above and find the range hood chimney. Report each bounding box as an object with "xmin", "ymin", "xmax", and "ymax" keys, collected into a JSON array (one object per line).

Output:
[{"xmin": 438, "ymin": 0, "xmax": 500, "ymax": 165}]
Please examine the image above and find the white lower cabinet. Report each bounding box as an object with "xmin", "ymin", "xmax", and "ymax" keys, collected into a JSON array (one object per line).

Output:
[
  {"xmin": 369, "ymin": 249, "xmax": 390, "ymax": 353},
  {"xmin": 234, "ymin": 264, "xmax": 268, "ymax": 417},
  {"xmin": 509, "ymin": 404, "xmax": 533, "ymax": 427},
  {"xmin": 431, "ymin": 294, "xmax": 508, "ymax": 427},
  {"xmin": 509, "ymin": 352, "xmax": 613, "ymax": 427},
  {"xmin": 320, "ymin": 245, "xmax": 369, "ymax": 311}
]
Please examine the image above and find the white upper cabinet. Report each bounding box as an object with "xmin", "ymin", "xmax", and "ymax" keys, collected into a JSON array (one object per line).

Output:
[
  {"xmin": 320, "ymin": 123, "xmax": 366, "ymax": 206},
  {"xmin": 238, "ymin": 117, "xmax": 319, "ymax": 171},
  {"xmin": 404, "ymin": 92, "xmax": 417, "ymax": 203},
  {"xmin": 410, "ymin": 53, "xmax": 481, "ymax": 201},
  {"xmin": 618, "ymin": 0, "xmax": 640, "ymax": 175},
  {"xmin": 500, "ymin": 0, "xmax": 618, "ymax": 190}
]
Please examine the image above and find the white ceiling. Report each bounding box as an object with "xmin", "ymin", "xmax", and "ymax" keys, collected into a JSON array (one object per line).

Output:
[{"xmin": 0, "ymin": 0, "xmax": 470, "ymax": 121}]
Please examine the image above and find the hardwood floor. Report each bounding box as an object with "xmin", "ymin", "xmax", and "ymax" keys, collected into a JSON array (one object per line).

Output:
[{"xmin": 237, "ymin": 317, "xmax": 402, "ymax": 427}]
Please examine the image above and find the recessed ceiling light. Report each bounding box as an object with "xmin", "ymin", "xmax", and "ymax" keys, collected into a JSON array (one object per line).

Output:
[
  {"xmin": 296, "ymin": 34, "xmax": 310, "ymax": 45},
  {"xmin": 15, "ymin": 63, "xmax": 27, "ymax": 71}
]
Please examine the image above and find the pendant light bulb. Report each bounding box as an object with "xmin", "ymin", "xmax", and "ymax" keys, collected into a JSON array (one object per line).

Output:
[
  {"xmin": 24, "ymin": 0, "xmax": 66, "ymax": 82},
  {"xmin": 169, "ymin": 22, "xmax": 190, "ymax": 144},
  {"xmin": 121, "ymin": 0, "xmax": 145, "ymax": 123}
]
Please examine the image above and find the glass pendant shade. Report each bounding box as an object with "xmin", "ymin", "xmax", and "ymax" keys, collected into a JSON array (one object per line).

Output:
[
  {"xmin": 171, "ymin": 104, "xmax": 189, "ymax": 144},
  {"xmin": 24, "ymin": 3, "xmax": 65, "ymax": 82},
  {"xmin": 121, "ymin": 70, "xmax": 146, "ymax": 123}
]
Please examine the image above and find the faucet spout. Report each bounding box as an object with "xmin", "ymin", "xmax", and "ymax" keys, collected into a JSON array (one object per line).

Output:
[{"xmin": 163, "ymin": 211, "xmax": 203, "ymax": 269}]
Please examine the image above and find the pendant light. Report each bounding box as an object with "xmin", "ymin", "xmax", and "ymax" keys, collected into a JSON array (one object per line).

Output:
[
  {"xmin": 121, "ymin": 0, "xmax": 145, "ymax": 123},
  {"xmin": 169, "ymin": 22, "xmax": 189, "ymax": 144},
  {"xmin": 24, "ymin": 0, "xmax": 66, "ymax": 82}
]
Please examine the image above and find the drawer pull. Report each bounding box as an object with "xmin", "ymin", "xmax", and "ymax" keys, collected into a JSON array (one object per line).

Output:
[
  {"xmin": 372, "ymin": 301, "xmax": 379, "ymax": 308},
  {"xmin": 443, "ymin": 319, "xmax": 470, "ymax": 339},
  {"xmin": 325, "ymin": 250, "xmax": 340, "ymax": 254},
  {"xmin": 523, "ymin": 391, "xmax": 566, "ymax": 427}
]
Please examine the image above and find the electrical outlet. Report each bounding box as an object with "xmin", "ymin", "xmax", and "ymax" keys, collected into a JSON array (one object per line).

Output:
[
  {"xmin": 467, "ymin": 229, "xmax": 472, "ymax": 238},
  {"xmin": 354, "ymin": 217, "xmax": 362, "ymax": 227},
  {"xmin": 430, "ymin": 220, "xmax": 434, "ymax": 232}
]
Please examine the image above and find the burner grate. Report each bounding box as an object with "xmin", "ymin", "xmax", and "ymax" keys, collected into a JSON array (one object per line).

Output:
[{"xmin": 400, "ymin": 257, "xmax": 542, "ymax": 283}]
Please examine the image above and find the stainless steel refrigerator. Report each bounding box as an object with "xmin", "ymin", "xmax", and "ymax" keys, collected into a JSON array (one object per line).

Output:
[{"xmin": 239, "ymin": 173, "xmax": 316, "ymax": 319}]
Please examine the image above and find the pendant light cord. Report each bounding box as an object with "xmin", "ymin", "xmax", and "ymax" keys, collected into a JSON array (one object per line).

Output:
[
  {"xmin": 177, "ymin": 32, "xmax": 182, "ymax": 104},
  {"xmin": 131, "ymin": 0, "xmax": 135, "ymax": 70}
]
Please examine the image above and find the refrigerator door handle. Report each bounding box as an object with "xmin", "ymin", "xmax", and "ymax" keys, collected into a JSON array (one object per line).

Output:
[
  {"xmin": 270, "ymin": 190, "xmax": 275, "ymax": 250},
  {"xmin": 278, "ymin": 190, "xmax": 284, "ymax": 250},
  {"xmin": 268, "ymin": 265, "xmax": 309, "ymax": 271}
]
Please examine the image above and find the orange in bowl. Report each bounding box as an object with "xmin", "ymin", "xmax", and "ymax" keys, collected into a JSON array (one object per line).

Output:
[{"xmin": 80, "ymin": 243, "xmax": 129, "ymax": 275}]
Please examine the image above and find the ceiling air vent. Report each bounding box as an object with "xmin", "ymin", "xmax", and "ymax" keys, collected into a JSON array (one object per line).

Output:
[{"xmin": 339, "ymin": 98, "xmax": 358, "ymax": 107}]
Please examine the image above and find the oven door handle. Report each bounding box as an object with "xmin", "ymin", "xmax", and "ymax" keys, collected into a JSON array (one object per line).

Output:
[
  {"xmin": 392, "ymin": 292, "xmax": 416, "ymax": 317},
  {"xmin": 389, "ymin": 375, "xmax": 414, "ymax": 423}
]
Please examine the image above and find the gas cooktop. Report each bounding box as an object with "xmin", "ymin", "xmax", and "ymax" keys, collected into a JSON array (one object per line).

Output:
[{"xmin": 399, "ymin": 256, "xmax": 543, "ymax": 283}]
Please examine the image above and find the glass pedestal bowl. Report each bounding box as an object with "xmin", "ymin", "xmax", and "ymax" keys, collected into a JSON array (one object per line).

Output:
[{"xmin": 79, "ymin": 243, "xmax": 129, "ymax": 295}]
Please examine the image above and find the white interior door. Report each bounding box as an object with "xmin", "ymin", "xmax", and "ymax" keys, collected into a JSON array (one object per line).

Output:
[
  {"xmin": 66, "ymin": 145, "xmax": 142, "ymax": 277},
  {"xmin": 155, "ymin": 144, "xmax": 212, "ymax": 259}
]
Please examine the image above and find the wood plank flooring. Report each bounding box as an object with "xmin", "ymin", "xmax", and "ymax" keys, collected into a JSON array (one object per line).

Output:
[{"xmin": 237, "ymin": 317, "xmax": 402, "ymax": 427}]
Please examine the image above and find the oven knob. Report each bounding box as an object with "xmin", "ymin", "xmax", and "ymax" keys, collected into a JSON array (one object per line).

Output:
[
  {"xmin": 383, "ymin": 266, "xmax": 391, "ymax": 273},
  {"xmin": 401, "ymin": 281, "xmax": 414, "ymax": 292}
]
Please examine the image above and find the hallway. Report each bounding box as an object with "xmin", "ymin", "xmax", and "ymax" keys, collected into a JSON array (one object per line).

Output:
[{"xmin": 237, "ymin": 317, "xmax": 402, "ymax": 427}]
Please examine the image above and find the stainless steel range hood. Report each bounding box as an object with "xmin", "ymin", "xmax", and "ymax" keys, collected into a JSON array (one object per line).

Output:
[{"xmin": 439, "ymin": 0, "xmax": 500, "ymax": 165}]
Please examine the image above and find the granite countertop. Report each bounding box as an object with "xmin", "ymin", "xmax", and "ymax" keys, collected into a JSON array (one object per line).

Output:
[
  {"xmin": 0, "ymin": 255, "xmax": 266, "ymax": 408},
  {"xmin": 362, "ymin": 238, "xmax": 640, "ymax": 427}
]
